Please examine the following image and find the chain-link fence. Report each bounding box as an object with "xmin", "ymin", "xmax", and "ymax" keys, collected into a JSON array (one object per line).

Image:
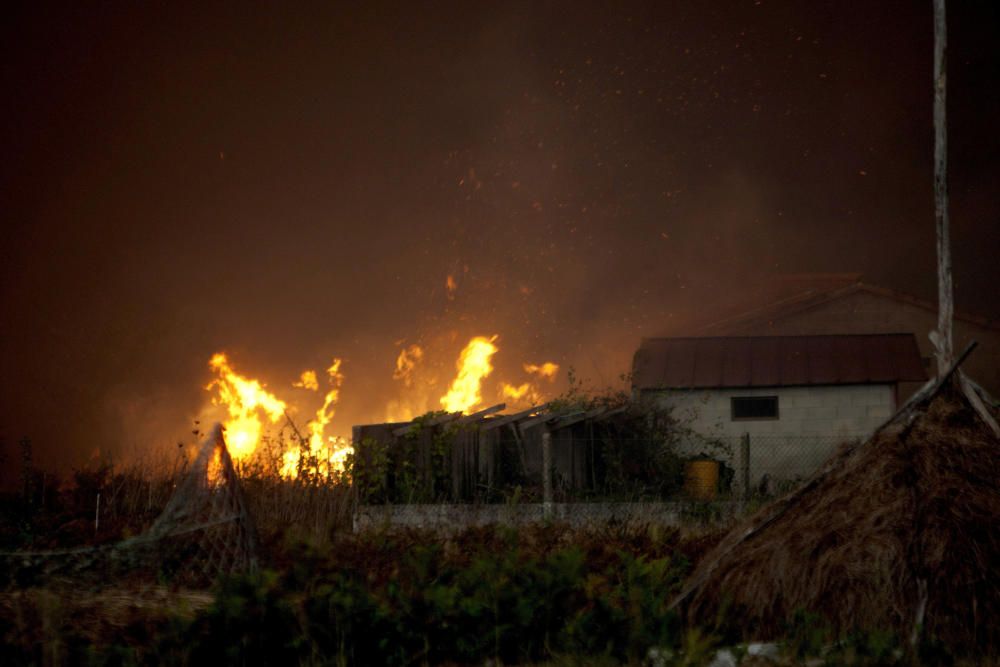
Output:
[
  {"xmin": 550, "ymin": 433, "xmax": 859, "ymax": 502},
  {"xmin": 0, "ymin": 425, "xmax": 259, "ymax": 588},
  {"xmin": 680, "ymin": 433, "xmax": 861, "ymax": 500}
]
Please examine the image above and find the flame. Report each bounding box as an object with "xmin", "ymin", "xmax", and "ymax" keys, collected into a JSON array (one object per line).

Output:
[
  {"xmin": 501, "ymin": 361, "xmax": 560, "ymax": 408},
  {"xmin": 202, "ymin": 338, "xmax": 556, "ymax": 476},
  {"xmin": 501, "ymin": 382, "xmax": 535, "ymax": 402},
  {"xmin": 440, "ymin": 335, "xmax": 498, "ymax": 413},
  {"xmin": 206, "ymin": 445, "xmax": 225, "ymax": 487},
  {"xmin": 445, "ymin": 274, "xmax": 457, "ymax": 299},
  {"xmin": 393, "ymin": 344, "xmax": 424, "ymax": 387},
  {"xmin": 293, "ymin": 370, "xmax": 319, "ymax": 391},
  {"xmin": 280, "ymin": 359, "xmax": 352, "ymax": 479},
  {"xmin": 524, "ymin": 362, "xmax": 559, "ymax": 380},
  {"xmin": 206, "ymin": 353, "xmax": 287, "ymax": 460}
]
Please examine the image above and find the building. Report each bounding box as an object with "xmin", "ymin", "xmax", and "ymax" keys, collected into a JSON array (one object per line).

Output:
[
  {"xmin": 632, "ymin": 333, "xmax": 926, "ymax": 485},
  {"xmin": 689, "ymin": 275, "xmax": 1000, "ymax": 400}
]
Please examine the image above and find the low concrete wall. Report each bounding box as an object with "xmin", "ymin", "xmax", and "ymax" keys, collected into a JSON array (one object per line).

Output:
[{"xmin": 353, "ymin": 501, "xmax": 740, "ymax": 533}]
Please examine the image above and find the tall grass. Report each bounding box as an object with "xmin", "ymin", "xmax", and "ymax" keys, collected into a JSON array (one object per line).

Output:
[{"xmin": 1, "ymin": 433, "xmax": 355, "ymax": 553}]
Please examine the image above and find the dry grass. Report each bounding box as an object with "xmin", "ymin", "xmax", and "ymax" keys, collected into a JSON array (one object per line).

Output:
[
  {"xmin": 682, "ymin": 382, "xmax": 1000, "ymax": 652},
  {"xmin": 0, "ymin": 583, "xmax": 212, "ymax": 661},
  {"xmin": 2, "ymin": 436, "xmax": 355, "ymax": 571}
]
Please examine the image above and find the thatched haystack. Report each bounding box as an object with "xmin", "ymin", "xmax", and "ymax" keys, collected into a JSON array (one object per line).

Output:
[{"xmin": 676, "ymin": 377, "xmax": 1000, "ymax": 649}]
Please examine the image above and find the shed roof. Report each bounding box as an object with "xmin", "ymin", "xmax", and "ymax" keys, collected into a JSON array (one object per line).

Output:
[{"xmin": 632, "ymin": 334, "xmax": 926, "ymax": 390}]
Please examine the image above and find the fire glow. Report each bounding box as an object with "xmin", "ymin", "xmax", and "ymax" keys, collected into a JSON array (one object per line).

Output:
[
  {"xmin": 500, "ymin": 361, "xmax": 561, "ymax": 408},
  {"xmin": 280, "ymin": 359, "xmax": 347, "ymax": 479},
  {"xmin": 206, "ymin": 353, "xmax": 287, "ymax": 460},
  {"xmin": 440, "ymin": 336, "xmax": 498, "ymax": 413},
  {"xmin": 203, "ymin": 335, "xmax": 559, "ymax": 477}
]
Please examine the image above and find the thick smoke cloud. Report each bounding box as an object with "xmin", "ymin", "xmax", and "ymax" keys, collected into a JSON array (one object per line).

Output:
[{"xmin": 1, "ymin": 2, "xmax": 998, "ymax": 477}]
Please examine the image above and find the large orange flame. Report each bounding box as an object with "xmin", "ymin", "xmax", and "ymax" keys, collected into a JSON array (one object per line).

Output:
[
  {"xmin": 281, "ymin": 358, "xmax": 351, "ymax": 479},
  {"xmin": 206, "ymin": 353, "xmax": 287, "ymax": 460},
  {"xmin": 440, "ymin": 335, "xmax": 498, "ymax": 413},
  {"xmin": 203, "ymin": 337, "xmax": 559, "ymax": 476}
]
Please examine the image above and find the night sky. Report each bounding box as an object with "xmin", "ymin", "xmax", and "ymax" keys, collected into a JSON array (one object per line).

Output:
[{"xmin": 2, "ymin": 1, "xmax": 998, "ymax": 471}]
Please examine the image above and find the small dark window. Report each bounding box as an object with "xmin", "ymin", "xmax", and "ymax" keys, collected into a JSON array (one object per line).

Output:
[{"xmin": 731, "ymin": 396, "xmax": 779, "ymax": 420}]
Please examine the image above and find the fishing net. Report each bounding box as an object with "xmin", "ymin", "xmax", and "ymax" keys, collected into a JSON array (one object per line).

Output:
[{"xmin": 1, "ymin": 425, "xmax": 259, "ymax": 588}]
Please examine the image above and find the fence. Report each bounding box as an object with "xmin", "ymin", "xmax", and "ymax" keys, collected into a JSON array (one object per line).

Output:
[
  {"xmin": 352, "ymin": 428, "xmax": 862, "ymax": 505},
  {"xmin": 708, "ymin": 433, "xmax": 860, "ymax": 499},
  {"xmin": 0, "ymin": 425, "xmax": 259, "ymax": 588}
]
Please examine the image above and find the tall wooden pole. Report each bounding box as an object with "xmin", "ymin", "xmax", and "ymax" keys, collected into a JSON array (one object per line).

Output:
[
  {"xmin": 933, "ymin": 0, "xmax": 953, "ymax": 376},
  {"xmin": 934, "ymin": 0, "xmax": 1000, "ymax": 437}
]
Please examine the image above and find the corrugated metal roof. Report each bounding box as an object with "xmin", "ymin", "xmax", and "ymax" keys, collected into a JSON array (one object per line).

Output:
[{"xmin": 632, "ymin": 334, "xmax": 927, "ymax": 390}]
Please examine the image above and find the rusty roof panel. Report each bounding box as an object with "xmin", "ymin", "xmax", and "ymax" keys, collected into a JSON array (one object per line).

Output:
[
  {"xmin": 779, "ymin": 336, "xmax": 808, "ymax": 386},
  {"xmin": 665, "ymin": 337, "xmax": 698, "ymax": 387},
  {"xmin": 728, "ymin": 338, "xmax": 753, "ymax": 386},
  {"xmin": 865, "ymin": 335, "xmax": 893, "ymax": 382},
  {"xmin": 691, "ymin": 338, "xmax": 723, "ymax": 387},
  {"xmin": 750, "ymin": 337, "xmax": 781, "ymax": 387},
  {"xmin": 633, "ymin": 333, "xmax": 927, "ymax": 390},
  {"xmin": 889, "ymin": 334, "xmax": 926, "ymax": 379},
  {"xmin": 833, "ymin": 336, "xmax": 862, "ymax": 383}
]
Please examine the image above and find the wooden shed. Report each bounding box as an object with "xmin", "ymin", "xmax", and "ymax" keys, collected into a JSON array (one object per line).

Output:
[{"xmin": 350, "ymin": 402, "xmax": 639, "ymax": 504}]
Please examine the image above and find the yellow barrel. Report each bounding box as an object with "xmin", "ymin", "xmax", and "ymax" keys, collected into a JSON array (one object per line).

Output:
[{"xmin": 684, "ymin": 460, "xmax": 719, "ymax": 500}]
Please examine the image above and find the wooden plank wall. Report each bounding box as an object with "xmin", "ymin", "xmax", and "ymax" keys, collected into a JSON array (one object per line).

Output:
[{"xmin": 354, "ymin": 418, "xmax": 611, "ymax": 503}]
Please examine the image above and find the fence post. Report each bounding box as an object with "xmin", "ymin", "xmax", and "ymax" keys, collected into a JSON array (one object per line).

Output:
[
  {"xmin": 740, "ymin": 433, "xmax": 751, "ymax": 504},
  {"xmin": 20, "ymin": 437, "xmax": 32, "ymax": 504},
  {"xmin": 542, "ymin": 429, "xmax": 553, "ymax": 520}
]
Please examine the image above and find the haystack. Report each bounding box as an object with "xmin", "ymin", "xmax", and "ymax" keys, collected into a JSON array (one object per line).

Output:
[{"xmin": 673, "ymin": 361, "xmax": 1000, "ymax": 650}]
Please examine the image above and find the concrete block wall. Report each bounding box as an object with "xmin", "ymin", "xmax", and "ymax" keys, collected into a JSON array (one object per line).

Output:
[
  {"xmin": 649, "ymin": 383, "xmax": 895, "ymax": 484},
  {"xmin": 652, "ymin": 383, "xmax": 894, "ymax": 440}
]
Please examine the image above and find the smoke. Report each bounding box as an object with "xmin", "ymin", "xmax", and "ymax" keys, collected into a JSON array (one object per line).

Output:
[{"xmin": 1, "ymin": 1, "xmax": 998, "ymax": 477}]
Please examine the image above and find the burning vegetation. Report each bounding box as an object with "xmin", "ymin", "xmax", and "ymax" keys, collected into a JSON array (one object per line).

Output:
[
  {"xmin": 205, "ymin": 353, "xmax": 287, "ymax": 461},
  {"xmin": 201, "ymin": 335, "xmax": 560, "ymax": 479}
]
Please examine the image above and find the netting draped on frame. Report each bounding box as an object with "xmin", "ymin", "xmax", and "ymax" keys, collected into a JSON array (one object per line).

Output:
[{"xmin": 1, "ymin": 424, "xmax": 259, "ymax": 587}]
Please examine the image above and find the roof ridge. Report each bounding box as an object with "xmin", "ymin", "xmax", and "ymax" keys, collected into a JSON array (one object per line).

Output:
[
  {"xmin": 642, "ymin": 332, "xmax": 916, "ymax": 342},
  {"xmin": 853, "ymin": 282, "xmax": 1000, "ymax": 330},
  {"xmin": 693, "ymin": 281, "xmax": 999, "ymax": 334}
]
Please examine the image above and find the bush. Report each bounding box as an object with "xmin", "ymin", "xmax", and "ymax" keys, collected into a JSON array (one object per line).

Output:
[{"xmin": 189, "ymin": 524, "xmax": 693, "ymax": 665}]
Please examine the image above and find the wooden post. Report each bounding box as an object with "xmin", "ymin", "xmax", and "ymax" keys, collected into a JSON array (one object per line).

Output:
[
  {"xmin": 20, "ymin": 437, "xmax": 32, "ymax": 504},
  {"xmin": 740, "ymin": 433, "xmax": 751, "ymax": 502},
  {"xmin": 933, "ymin": 0, "xmax": 953, "ymax": 376},
  {"xmin": 542, "ymin": 429, "xmax": 553, "ymax": 519}
]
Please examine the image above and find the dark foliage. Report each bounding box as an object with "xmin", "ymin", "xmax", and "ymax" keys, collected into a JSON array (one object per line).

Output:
[{"xmin": 1, "ymin": 523, "xmax": 702, "ymax": 665}]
